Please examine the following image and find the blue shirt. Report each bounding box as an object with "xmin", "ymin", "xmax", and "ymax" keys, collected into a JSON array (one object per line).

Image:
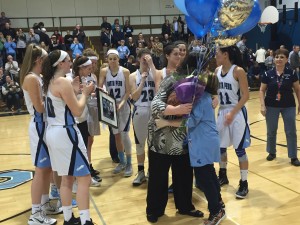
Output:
[
  {"xmin": 117, "ymin": 46, "xmax": 130, "ymax": 59},
  {"xmin": 186, "ymin": 92, "xmax": 220, "ymax": 167}
]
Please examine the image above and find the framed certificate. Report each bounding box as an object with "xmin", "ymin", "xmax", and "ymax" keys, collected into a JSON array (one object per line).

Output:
[{"xmin": 96, "ymin": 88, "xmax": 118, "ymax": 128}]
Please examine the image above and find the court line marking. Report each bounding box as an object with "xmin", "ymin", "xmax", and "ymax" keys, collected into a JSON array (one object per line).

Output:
[{"xmin": 90, "ymin": 191, "xmax": 106, "ymax": 225}]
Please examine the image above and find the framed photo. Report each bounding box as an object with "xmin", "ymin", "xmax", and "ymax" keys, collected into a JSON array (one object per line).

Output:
[{"xmin": 96, "ymin": 88, "xmax": 118, "ymax": 128}]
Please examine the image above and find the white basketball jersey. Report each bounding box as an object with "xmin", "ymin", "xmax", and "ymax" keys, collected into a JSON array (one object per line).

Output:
[
  {"xmin": 46, "ymin": 90, "xmax": 75, "ymax": 126},
  {"xmin": 217, "ymin": 65, "xmax": 240, "ymax": 108},
  {"xmin": 134, "ymin": 69, "xmax": 155, "ymax": 107},
  {"xmin": 23, "ymin": 72, "xmax": 46, "ymax": 122},
  {"xmin": 106, "ymin": 66, "xmax": 126, "ymax": 102}
]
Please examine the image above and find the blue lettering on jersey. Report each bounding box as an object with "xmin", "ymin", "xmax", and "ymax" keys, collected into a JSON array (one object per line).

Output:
[
  {"xmin": 0, "ymin": 170, "xmax": 33, "ymax": 190},
  {"xmin": 219, "ymin": 82, "xmax": 232, "ymax": 90}
]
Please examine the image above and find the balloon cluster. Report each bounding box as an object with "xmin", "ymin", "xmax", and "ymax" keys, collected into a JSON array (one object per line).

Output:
[{"xmin": 174, "ymin": 0, "xmax": 262, "ymax": 47}]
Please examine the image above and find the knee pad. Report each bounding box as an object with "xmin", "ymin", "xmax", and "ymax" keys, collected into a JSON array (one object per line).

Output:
[
  {"xmin": 121, "ymin": 132, "xmax": 132, "ymax": 155},
  {"xmin": 136, "ymin": 143, "xmax": 145, "ymax": 156},
  {"xmin": 236, "ymin": 148, "xmax": 248, "ymax": 162}
]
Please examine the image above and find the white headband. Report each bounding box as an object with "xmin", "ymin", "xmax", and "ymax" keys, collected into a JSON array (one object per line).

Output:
[
  {"xmin": 52, "ymin": 50, "xmax": 68, "ymax": 67},
  {"xmin": 41, "ymin": 48, "xmax": 48, "ymax": 58},
  {"xmin": 107, "ymin": 49, "xmax": 119, "ymax": 57},
  {"xmin": 88, "ymin": 56, "xmax": 98, "ymax": 60},
  {"xmin": 78, "ymin": 59, "xmax": 92, "ymax": 67}
]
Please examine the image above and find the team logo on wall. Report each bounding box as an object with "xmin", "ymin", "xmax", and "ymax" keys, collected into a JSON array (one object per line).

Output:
[{"xmin": 0, "ymin": 170, "xmax": 33, "ymax": 190}]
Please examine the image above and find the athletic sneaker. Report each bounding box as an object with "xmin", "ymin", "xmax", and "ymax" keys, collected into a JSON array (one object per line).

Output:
[
  {"xmin": 90, "ymin": 164, "xmax": 100, "ymax": 175},
  {"xmin": 113, "ymin": 163, "xmax": 126, "ymax": 174},
  {"xmin": 132, "ymin": 170, "xmax": 146, "ymax": 186},
  {"xmin": 235, "ymin": 180, "xmax": 249, "ymax": 199},
  {"xmin": 42, "ymin": 201, "xmax": 62, "ymax": 215},
  {"xmin": 218, "ymin": 169, "xmax": 229, "ymax": 186},
  {"xmin": 49, "ymin": 185, "xmax": 59, "ymax": 200},
  {"xmin": 203, "ymin": 208, "xmax": 226, "ymax": 225},
  {"xmin": 83, "ymin": 219, "xmax": 95, "ymax": 225},
  {"xmin": 124, "ymin": 164, "xmax": 133, "ymax": 177},
  {"xmin": 57, "ymin": 198, "xmax": 78, "ymax": 209},
  {"xmin": 92, "ymin": 174, "xmax": 102, "ymax": 182},
  {"xmin": 63, "ymin": 213, "xmax": 81, "ymax": 225},
  {"xmin": 28, "ymin": 210, "xmax": 57, "ymax": 225},
  {"xmin": 90, "ymin": 177, "xmax": 101, "ymax": 187}
]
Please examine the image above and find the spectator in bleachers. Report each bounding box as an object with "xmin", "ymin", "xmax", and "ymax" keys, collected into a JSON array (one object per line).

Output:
[
  {"xmin": 289, "ymin": 45, "xmax": 300, "ymax": 78},
  {"xmin": 0, "ymin": 32, "xmax": 4, "ymax": 67},
  {"xmin": 248, "ymin": 61, "xmax": 261, "ymax": 88},
  {"xmin": 5, "ymin": 54, "xmax": 19, "ymax": 81},
  {"xmin": 171, "ymin": 16, "xmax": 181, "ymax": 41},
  {"xmin": 39, "ymin": 27, "xmax": 51, "ymax": 51},
  {"xmin": 124, "ymin": 55, "xmax": 138, "ymax": 73},
  {"xmin": 100, "ymin": 28, "xmax": 112, "ymax": 56},
  {"xmin": 253, "ymin": 46, "xmax": 267, "ymax": 76},
  {"xmin": 64, "ymin": 30, "xmax": 73, "ymax": 51},
  {"xmin": 70, "ymin": 37, "xmax": 83, "ymax": 59},
  {"xmin": 126, "ymin": 37, "xmax": 136, "ymax": 58},
  {"xmin": 52, "ymin": 30, "xmax": 65, "ymax": 50},
  {"xmin": 151, "ymin": 36, "xmax": 163, "ymax": 69},
  {"xmin": 0, "ymin": 12, "xmax": 10, "ymax": 31},
  {"xmin": 161, "ymin": 19, "xmax": 171, "ymax": 37},
  {"xmin": 162, "ymin": 33, "xmax": 171, "ymax": 48},
  {"xmin": 4, "ymin": 35, "xmax": 16, "ymax": 60},
  {"xmin": 1, "ymin": 75, "xmax": 22, "ymax": 112},
  {"xmin": 49, "ymin": 34, "xmax": 59, "ymax": 51},
  {"xmin": 100, "ymin": 16, "xmax": 112, "ymax": 33},
  {"xmin": 15, "ymin": 28, "xmax": 27, "ymax": 64},
  {"xmin": 136, "ymin": 32, "xmax": 147, "ymax": 48},
  {"xmin": 26, "ymin": 28, "xmax": 40, "ymax": 45},
  {"xmin": 123, "ymin": 20, "xmax": 133, "ymax": 39},
  {"xmin": 0, "ymin": 67, "xmax": 5, "ymax": 101},
  {"xmin": 265, "ymin": 50, "xmax": 275, "ymax": 71},
  {"xmin": 112, "ymin": 26, "xmax": 124, "ymax": 48},
  {"xmin": 112, "ymin": 18, "xmax": 122, "ymax": 32},
  {"xmin": 72, "ymin": 24, "xmax": 86, "ymax": 48},
  {"xmin": 2, "ymin": 22, "xmax": 15, "ymax": 40},
  {"xmin": 117, "ymin": 39, "xmax": 130, "ymax": 66},
  {"xmin": 147, "ymin": 36, "xmax": 154, "ymax": 53},
  {"xmin": 136, "ymin": 42, "xmax": 144, "ymax": 56}
]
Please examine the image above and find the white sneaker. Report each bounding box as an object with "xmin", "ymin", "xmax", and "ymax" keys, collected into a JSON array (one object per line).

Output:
[
  {"xmin": 41, "ymin": 201, "xmax": 62, "ymax": 215},
  {"xmin": 28, "ymin": 210, "xmax": 57, "ymax": 225},
  {"xmin": 90, "ymin": 177, "xmax": 101, "ymax": 187},
  {"xmin": 132, "ymin": 170, "xmax": 146, "ymax": 186},
  {"xmin": 124, "ymin": 164, "xmax": 133, "ymax": 177}
]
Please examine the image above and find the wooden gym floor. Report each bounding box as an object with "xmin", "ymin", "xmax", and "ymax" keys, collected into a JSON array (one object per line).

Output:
[{"xmin": 1, "ymin": 90, "xmax": 300, "ymax": 225}]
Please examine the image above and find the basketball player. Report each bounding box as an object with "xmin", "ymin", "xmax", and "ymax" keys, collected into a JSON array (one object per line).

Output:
[
  {"xmin": 42, "ymin": 50, "xmax": 95, "ymax": 225},
  {"xmin": 129, "ymin": 48, "xmax": 156, "ymax": 186},
  {"xmin": 99, "ymin": 49, "xmax": 132, "ymax": 177},
  {"xmin": 215, "ymin": 45, "xmax": 250, "ymax": 199},
  {"xmin": 20, "ymin": 44, "xmax": 61, "ymax": 225}
]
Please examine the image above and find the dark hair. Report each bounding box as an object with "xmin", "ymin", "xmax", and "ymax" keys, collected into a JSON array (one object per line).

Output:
[
  {"xmin": 137, "ymin": 48, "xmax": 151, "ymax": 59},
  {"xmin": 205, "ymin": 73, "xmax": 219, "ymax": 95},
  {"xmin": 72, "ymin": 56, "xmax": 89, "ymax": 77},
  {"xmin": 42, "ymin": 50, "xmax": 63, "ymax": 94},
  {"xmin": 274, "ymin": 48, "xmax": 289, "ymax": 58},
  {"xmin": 20, "ymin": 44, "xmax": 45, "ymax": 85},
  {"xmin": 162, "ymin": 44, "xmax": 179, "ymax": 67},
  {"xmin": 218, "ymin": 45, "xmax": 243, "ymax": 67}
]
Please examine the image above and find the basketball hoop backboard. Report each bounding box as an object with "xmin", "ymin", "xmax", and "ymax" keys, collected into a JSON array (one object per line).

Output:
[{"xmin": 260, "ymin": 6, "xmax": 279, "ymax": 24}]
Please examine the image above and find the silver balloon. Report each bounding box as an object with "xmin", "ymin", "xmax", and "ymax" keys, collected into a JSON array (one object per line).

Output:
[
  {"xmin": 212, "ymin": 35, "xmax": 241, "ymax": 47},
  {"xmin": 218, "ymin": 0, "xmax": 254, "ymax": 30}
]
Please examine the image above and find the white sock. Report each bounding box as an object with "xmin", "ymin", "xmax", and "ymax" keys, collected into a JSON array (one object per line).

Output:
[
  {"xmin": 79, "ymin": 209, "xmax": 90, "ymax": 225},
  {"xmin": 41, "ymin": 194, "xmax": 49, "ymax": 205},
  {"xmin": 240, "ymin": 170, "xmax": 248, "ymax": 181},
  {"xmin": 62, "ymin": 205, "xmax": 73, "ymax": 222},
  {"xmin": 32, "ymin": 204, "xmax": 41, "ymax": 214},
  {"xmin": 50, "ymin": 183, "xmax": 56, "ymax": 188},
  {"xmin": 219, "ymin": 161, "xmax": 227, "ymax": 169}
]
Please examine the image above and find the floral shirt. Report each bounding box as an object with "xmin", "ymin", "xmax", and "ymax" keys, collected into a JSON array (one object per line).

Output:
[{"xmin": 147, "ymin": 75, "xmax": 188, "ymax": 155}]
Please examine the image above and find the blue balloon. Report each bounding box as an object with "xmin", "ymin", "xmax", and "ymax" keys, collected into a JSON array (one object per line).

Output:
[
  {"xmin": 186, "ymin": 16, "xmax": 212, "ymax": 38},
  {"xmin": 174, "ymin": 0, "xmax": 189, "ymax": 16},
  {"xmin": 185, "ymin": 0, "xmax": 221, "ymax": 26},
  {"xmin": 226, "ymin": 1, "xmax": 262, "ymax": 37}
]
